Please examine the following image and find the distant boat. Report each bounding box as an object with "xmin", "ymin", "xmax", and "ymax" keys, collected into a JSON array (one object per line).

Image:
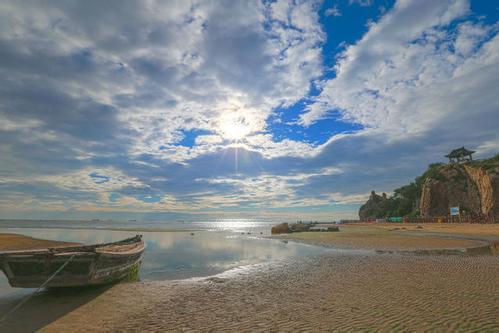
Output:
[{"xmin": 0, "ymin": 235, "xmax": 145, "ymax": 288}]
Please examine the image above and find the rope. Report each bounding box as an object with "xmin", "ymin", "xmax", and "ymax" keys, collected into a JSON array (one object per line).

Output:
[{"xmin": 0, "ymin": 254, "xmax": 76, "ymax": 323}]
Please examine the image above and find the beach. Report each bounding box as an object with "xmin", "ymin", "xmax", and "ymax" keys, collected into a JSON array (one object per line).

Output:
[
  {"xmin": 274, "ymin": 222, "xmax": 499, "ymax": 253},
  {"xmin": 40, "ymin": 254, "xmax": 499, "ymax": 332},
  {"xmin": 0, "ymin": 233, "xmax": 79, "ymax": 251},
  {"xmin": 1, "ymin": 223, "xmax": 498, "ymax": 332},
  {"xmin": 2, "ymin": 0, "xmax": 498, "ymax": 331}
]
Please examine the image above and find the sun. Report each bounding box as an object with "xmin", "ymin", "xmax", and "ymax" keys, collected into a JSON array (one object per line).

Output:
[{"xmin": 219, "ymin": 114, "xmax": 252, "ymax": 141}]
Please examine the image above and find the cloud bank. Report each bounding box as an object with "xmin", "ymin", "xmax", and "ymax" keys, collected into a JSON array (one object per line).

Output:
[{"xmin": 0, "ymin": 0, "xmax": 497, "ymax": 220}]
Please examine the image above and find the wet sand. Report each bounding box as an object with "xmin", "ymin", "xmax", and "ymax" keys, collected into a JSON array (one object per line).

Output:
[
  {"xmin": 40, "ymin": 254, "xmax": 498, "ymax": 332},
  {"xmin": 358, "ymin": 222, "xmax": 499, "ymax": 238},
  {"xmin": 1, "ymin": 225, "xmax": 498, "ymax": 332},
  {"xmin": 276, "ymin": 223, "xmax": 498, "ymax": 251}
]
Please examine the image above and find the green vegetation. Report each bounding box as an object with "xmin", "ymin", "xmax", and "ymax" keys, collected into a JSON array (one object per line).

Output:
[
  {"xmin": 468, "ymin": 153, "xmax": 499, "ymax": 171},
  {"xmin": 417, "ymin": 163, "xmax": 446, "ymax": 183},
  {"xmin": 379, "ymin": 163, "xmax": 447, "ymax": 217},
  {"xmin": 363, "ymin": 155, "xmax": 498, "ymax": 218},
  {"xmin": 123, "ymin": 262, "xmax": 141, "ymax": 282}
]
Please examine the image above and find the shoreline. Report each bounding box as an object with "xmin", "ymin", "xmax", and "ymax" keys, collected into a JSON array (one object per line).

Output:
[
  {"xmin": 1, "ymin": 224, "xmax": 498, "ymax": 331},
  {"xmin": 272, "ymin": 222, "xmax": 499, "ymax": 254},
  {"xmin": 2, "ymin": 222, "xmax": 498, "ymax": 252},
  {"xmin": 0, "ymin": 226, "xmax": 203, "ymax": 232}
]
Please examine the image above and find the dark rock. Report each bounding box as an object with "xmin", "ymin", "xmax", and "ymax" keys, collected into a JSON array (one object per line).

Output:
[
  {"xmin": 271, "ymin": 223, "xmax": 290, "ymax": 235},
  {"xmin": 359, "ymin": 191, "xmax": 388, "ymax": 219},
  {"xmin": 289, "ymin": 223, "xmax": 311, "ymax": 232}
]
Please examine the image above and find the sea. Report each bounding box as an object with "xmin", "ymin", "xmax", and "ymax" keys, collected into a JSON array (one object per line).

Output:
[{"xmin": 0, "ymin": 219, "xmax": 331, "ymax": 302}]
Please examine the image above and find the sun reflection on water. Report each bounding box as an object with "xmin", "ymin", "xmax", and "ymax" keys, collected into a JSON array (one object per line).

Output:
[{"xmin": 0, "ymin": 222, "xmax": 329, "ymax": 286}]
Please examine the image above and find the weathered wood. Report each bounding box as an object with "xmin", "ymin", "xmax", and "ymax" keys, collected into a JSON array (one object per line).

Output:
[{"xmin": 0, "ymin": 235, "xmax": 145, "ymax": 288}]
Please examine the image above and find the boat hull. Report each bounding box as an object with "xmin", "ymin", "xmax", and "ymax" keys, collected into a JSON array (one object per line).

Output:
[{"xmin": 0, "ymin": 236, "xmax": 144, "ymax": 288}]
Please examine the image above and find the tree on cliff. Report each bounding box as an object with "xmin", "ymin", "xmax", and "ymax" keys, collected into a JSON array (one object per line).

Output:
[{"xmin": 358, "ymin": 154, "xmax": 498, "ymax": 220}]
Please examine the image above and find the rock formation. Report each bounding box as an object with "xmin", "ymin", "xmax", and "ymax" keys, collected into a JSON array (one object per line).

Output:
[
  {"xmin": 358, "ymin": 191, "xmax": 388, "ymax": 219},
  {"xmin": 358, "ymin": 154, "xmax": 498, "ymax": 220},
  {"xmin": 463, "ymin": 165, "xmax": 497, "ymax": 216},
  {"xmin": 420, "ymin": 163, "xmax": 498, "ymax": 218},
  {"xmin": 271, "ymin": 223, "xmax": 290, "ymax": 234},
  {"xmin": 419, "ymin": 165, "xmax": 481, "ymax": 216}
]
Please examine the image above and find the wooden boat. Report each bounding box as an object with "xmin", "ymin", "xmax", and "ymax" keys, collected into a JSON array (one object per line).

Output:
[{"xmin": 0, "ymin": 235, "xmax": 145, "ymax": 288}]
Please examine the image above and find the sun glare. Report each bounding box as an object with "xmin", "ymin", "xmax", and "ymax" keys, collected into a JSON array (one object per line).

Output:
[{"xmin": 219, "ymin": 115, "xmax": 252, "ymax": 141}]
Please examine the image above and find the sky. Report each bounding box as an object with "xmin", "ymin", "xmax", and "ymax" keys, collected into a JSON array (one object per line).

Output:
[{"xmin": 0, "ymin": 0, "xmax": 498, "ymax": 222}]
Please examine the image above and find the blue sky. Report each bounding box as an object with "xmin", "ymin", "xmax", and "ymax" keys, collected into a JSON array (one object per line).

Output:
[{"xmin": 0, "ymin": 0, "xmax": 498, "ymax": 221}]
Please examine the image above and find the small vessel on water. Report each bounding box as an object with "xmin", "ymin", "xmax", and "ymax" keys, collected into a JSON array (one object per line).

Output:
[{"xmin": 0, "ymin": 235, "xmax": 145, "ymax": 288}]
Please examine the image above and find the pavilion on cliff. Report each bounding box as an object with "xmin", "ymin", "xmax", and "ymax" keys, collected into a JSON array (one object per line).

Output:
[{"xmin": 445, "ymin": 147, "xmax": 475, "ymax": 163}]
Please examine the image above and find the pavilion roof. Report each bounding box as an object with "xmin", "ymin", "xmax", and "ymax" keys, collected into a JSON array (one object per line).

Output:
[{"xmin": 445, "ymin": 146, "xmax": 476, "ymax": 158}]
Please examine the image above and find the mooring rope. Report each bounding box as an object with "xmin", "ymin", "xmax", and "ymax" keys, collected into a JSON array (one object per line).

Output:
[{"xmin": 0, "ymin": 254, "xmax": 76, "ymax": 324}]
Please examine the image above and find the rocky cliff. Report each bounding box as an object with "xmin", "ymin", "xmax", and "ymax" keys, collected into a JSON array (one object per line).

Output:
[
  {"xmin": 419, "ymin": 164, "xmax": 481, "ymax": 216},
  {"xmin": 359, "ymin": 154, "xmax": 499, "ymax": 220},
  {"xmin": 463, "ymin": 165, "xmax": 497, "ymax": 216},
  {"xmin": 359, "ymin": 191, "xmax": 388, "ymax": 219}
]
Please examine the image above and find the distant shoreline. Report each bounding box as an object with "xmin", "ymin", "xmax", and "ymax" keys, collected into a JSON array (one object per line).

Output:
[
  {"xmin": 0, "ymin": 225, "xmax": 203, "ymax": 233},
  {"xmin": 272, "ymin": 222, "xmax": 499, "ymax": 254}
]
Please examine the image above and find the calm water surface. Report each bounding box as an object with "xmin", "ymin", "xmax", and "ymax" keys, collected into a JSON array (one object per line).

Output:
[{"xmin": 0, "ymin": 220, "xmax": 331, "ymax": 299}]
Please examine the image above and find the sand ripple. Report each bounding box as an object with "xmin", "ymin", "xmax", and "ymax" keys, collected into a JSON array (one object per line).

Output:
[{"xmin": 41, "ymin": 254, "xmax": 498, "ymax": 332}]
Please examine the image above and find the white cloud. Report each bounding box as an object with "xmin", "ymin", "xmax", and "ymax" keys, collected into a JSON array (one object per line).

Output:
[
  {"xmin": 325, "ymin": 6, "xmax": 341, "ymax": 17},
  {"xmin": 349, "ymin": 0, "xmax": 373, "ymax": 7},
  {"xmin": 0, "ymin": 0, "xmax": 325, "ymax": 166},
  {"xmin": 195, "ymin": 135, "xmax": 224, "ymax": 145},
  {"xmin": 0, "ymin": 0, "xmax": 497, "ymax": 220},
  {"xmin": 0, "ymin": 115, "xmax": 42, "ymax": 131},
  {"xmin": 196, "ymin": 166, "xmax": 344, "ymax": 208},
  {"xmin": 301, "ymin": 0, "xmax": 498, "ymax": 144},
  {"xmin": 1, "ymin": 168, "xmax": 145, "ymax": 192},
  {"xmin": 244, "ymin": 134, "xmax": 317, "ymax": 158},
  {"xmin": 476, "ymin": 139, "xmax": 499, "ymax": 156}
]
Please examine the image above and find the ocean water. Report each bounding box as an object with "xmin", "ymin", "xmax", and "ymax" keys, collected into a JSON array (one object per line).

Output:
[
  {"xmin": 0, "ymin": 218, "xmax": 275, "ymax": 233},
  {"xmin": 0, "ymin": 219, "xmax": 333, "ymax": 329},
  {"xmin": 0, "ymin": 219, "xmax": 330, "ymax": 297}
]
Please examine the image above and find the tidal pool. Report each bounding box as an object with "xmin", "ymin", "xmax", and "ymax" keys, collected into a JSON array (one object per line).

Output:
[{"xmin": 0, "ymin": 227, "xmax": 330, "ymax": 294}]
